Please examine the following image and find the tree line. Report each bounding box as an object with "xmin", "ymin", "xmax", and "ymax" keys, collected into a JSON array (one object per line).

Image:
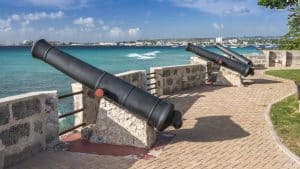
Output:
[{"xmin": 258, "ymin": 0, "xmax": 299, "ymax": 49}]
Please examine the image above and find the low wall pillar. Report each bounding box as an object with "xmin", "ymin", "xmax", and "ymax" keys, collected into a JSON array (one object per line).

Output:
[
  {"xmin": 0, "ymin": 140, "xmax": 4, "ymax": 169},
  {"xmin": 150, "ymin": 63, "xmax": 206, "ymax": 95},
  {"xmin": 214, "ymin": 67, "xmax": 243, "ymax": 86},
  {"xmin": 0, "ymin": 91, "xmax": 59, "ymax": 168},
  {"xmin": 78, "ymin": 70, "xmax": 156, "ymax": 148}
]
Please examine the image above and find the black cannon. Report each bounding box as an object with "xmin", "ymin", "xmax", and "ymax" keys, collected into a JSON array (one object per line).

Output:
[
  {"xmin": 31, "ymin": 39, "xmax": 182, "ymax": 131},
  {"xmin": 186, "ymin": 43, "xmax": 254, "ymax": 77},
  {"xmin": 215, "ymin": 43, "xmax": 253, "ymax": 66}
]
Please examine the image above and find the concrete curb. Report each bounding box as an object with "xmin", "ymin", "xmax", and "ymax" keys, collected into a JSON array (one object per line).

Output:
[{"xmin": 264, "ymin": 90, "xmax": 300, "ymax": 165}]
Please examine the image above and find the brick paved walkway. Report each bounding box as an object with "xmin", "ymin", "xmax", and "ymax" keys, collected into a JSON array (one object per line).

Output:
[{"xmin": 9, "ymin": 70, "xmax": 300, "ymax": 169}]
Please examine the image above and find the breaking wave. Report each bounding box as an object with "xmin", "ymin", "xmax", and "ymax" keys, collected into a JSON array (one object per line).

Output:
[{"xmin": 127, "ymin": 51, "xmax": 160, "ymax": 60}]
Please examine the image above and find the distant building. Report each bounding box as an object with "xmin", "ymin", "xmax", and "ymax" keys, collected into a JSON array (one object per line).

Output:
[
  {"xmin": 22, "ymin": 40, "xmax": 33, "ymax": 46},
  {"xmin": 216, "ymin": 37, "xmax": 223, "ymax": 44},
  {"xmin": 98, "ymin": 42, "xmax": 117, "ymax": 46},
  {"xmin": 228, "ymin": 39, "xmax": 238, "ymax": 45}
]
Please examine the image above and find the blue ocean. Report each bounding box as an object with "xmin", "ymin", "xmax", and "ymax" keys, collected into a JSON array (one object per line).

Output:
[{"xmin": 0, "ymin": 46, "xmax": 261, "ymax": 130}]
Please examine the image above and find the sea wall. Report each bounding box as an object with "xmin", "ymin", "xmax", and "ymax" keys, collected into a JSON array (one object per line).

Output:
[
  {"xmin": 73, "ymin": 70, "xmax": 156, "ymax": 148},
  {"xmin": 150, "ymin": 64, "xmax": 206, "ymax": 96},
  {"xmin": 190, "ymin": 57, "xmax": 220, "ymax": 82},
  {"xmin": 263, "ymin": 50, "xmax": 300, "ymax": 67},
  {"xmin": 0, "ymin": 91, "xmax": 58, "ymax": 169},
  {"xmin": 191, "ymin": 50, "xmax": 300, "ymax": 69},
  {"xmin": 190, "ymin": 57, "xmax": 242, "ymax": 86},
  {"xmin": 245, "ymin": 54, "xmax": 267, "ymax": 68}
]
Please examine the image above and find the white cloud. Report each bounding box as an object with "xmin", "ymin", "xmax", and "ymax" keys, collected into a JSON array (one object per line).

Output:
[
  {"xmin": 128, "ymin": 28, "xmax": 141, "ymax": 37},
  {"xmin": 102, "ymin": 25, "xmax": 110, "ymax": 31},
  {"xmin": 98, "ymin": 19, "xmax": 104, "ymax": 25},
  {"xmin": 73, "ymin": 17, "xmax": 95, "ymax": 27},
  {"xmin": 164, "ymin": 0, "xmax": 252, "ymax": 15},
  {"xmin": 24, "ymin": 0, "xmax": 89, "ymax": 9},
  {"xmin": 109, "ymin": 27, "xmax": 123, "ymax": 37},
  {"xmin": 23, "ymin": 11, "xmax": 64, "ymax": 21},
  {"xmin": 229, "ymin": 6, "xmax": 250, "ymax": 14},
  {"xmin": 21, "ymin": 20, "xmax": 30, "ymax": 28},
  {"xmin": 213, "ymin": 23, "xmax": 224, "ymax": 30},
  {"xmin": 0, "ymin": 11, "xmax": 64, "ymax": 32},
  {"xmin": 10, "ymin": 14, "xmax": 21, "ymax": 21},
  {"xmin": 0, "ymin": 19, "xmax": 11, "ymax": 32}
]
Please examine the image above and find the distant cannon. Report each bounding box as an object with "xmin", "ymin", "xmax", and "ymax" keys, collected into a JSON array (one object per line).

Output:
[
  {"xmin": 186, "ymin": 43, "xmax": 254, "ymax": 77},
  {"xmin": 31, "ymin": 39, "xmax": 182, "ymax": 131},
  {"xmin": 215, "ymin": 43, "xmax": 253, "ymax": 66}
]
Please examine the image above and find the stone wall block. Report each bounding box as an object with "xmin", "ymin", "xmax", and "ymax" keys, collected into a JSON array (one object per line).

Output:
[
  {"xmin": 88, "ymin": 98, "xmax": 156, "ymax": 148},
  {"xmin": 44, "ymin": 94, "xmax": 59, "ymax": 145},
  {"xmin": 45, "ymin": 97, "xmax": 56, "ymax": 114},
  {"xmin": 78, "ymin": 70, "xmax": 156, "ymax": 148},
  {"xmin": 0, "ymin": 91, "xmax": 58, "ymax": 168},
  {"xmin": 0, "ymin": 139, "xmax": 4, "ymax": 169},
  {"xmin": 12, "ymin": 98, "xmax": 41, "ymax": 120},
  {"xmin": 0, "ymin": 123, "xmax": 30, "ymax": 146},
  {"xmin": 163, "ymin": 69, "xmax": 170, "ymax": 77},
  {"xmin": 0, "ymin": 105, "xmax": 9, "ymax": 126},
  {"xmin": 34, "ymin": 120, "xmax": 43, "ymax": 135},
  {"xmin": 151, "ymin": 64, "xmax": 206, "ymax": 95}
]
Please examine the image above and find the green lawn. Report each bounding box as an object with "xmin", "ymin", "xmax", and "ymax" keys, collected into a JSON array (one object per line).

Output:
[
  {"xmin": 265, "ymin": 69, "xmax": 300, "ymax": 82},
  {"xmin": 271, "ymin": 95, "xmax": 300, "ymax": 156},
  {"xmin": 266, "ymin": 69, "xmax": 300, "ymax": 156}
]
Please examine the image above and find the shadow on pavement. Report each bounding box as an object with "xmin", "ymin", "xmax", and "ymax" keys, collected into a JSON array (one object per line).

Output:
[
  {"xmin": 243, "ymin": 78, "xmax": 282, "ymax": 86},
  {"xmin": 163, "ymin": 85, "xmax": 226, "ymax": 116},
  {"xmin": 170, "ymin": 115, "xmax": 250, "ymax": 142}
]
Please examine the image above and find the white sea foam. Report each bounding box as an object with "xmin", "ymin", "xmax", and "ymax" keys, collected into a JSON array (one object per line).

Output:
[
  {"xmin": 127, "ymin": 51, "xmax": 160, "ymax": 60},
  {"xmin": 250, "ymin": 52, "xmax": 261, "ymax": 55}
]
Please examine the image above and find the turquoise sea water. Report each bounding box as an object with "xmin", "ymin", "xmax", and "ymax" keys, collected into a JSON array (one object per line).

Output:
[
  {"xmin": 0, "ymin": 46, "xmax": 261, "ymax": 130},
  {"xmin": 0, "ymin": 46, "xmax": 261, "ymax": 98}
]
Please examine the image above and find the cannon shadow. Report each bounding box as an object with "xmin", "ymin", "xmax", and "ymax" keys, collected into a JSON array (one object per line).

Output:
[
  {"xmin": 162, "ymin": 85, "xmax": 226, "ymax": 116},
  {"xmin": 243, "ymin": 78, "xmax": 282, "ymax": 86},
  {"xmin": 169, "ymin": 115, "xmax": 250, "ymax": 143}
]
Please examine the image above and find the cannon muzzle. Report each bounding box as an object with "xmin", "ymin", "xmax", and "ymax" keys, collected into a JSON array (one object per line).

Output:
[
  {"xmin": 215, "ymin": 43, "xmax": 253, "ymax": 67},
  {"xmin": 186, "ymin": 43, "xmax": 254, "ymax": 77},
  {"xmin": 32, "ymin": 39, "xmax": 182, "ymax": 131}
]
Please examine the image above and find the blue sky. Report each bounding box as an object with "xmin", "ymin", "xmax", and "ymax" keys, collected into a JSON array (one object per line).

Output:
[{"xmin": 0, "ymin": 0, "xmax": 290, "ymax": 43}]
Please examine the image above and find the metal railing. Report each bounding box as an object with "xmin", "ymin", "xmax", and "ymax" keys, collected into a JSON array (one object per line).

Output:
[
  {"xmin": 146, "ymin": 72, "xmax": 158, "ymax": 95},
  {"xmin": 58, "ymin": 91, "xmax": 85, "ymax": 136}
]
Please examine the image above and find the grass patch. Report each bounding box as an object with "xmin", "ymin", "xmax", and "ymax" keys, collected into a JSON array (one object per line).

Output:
[
  {"xmin": 265, "ymin": 69, "xmax": 300, "ymax": 81},
  {"xmin": 270, "ymin": 94, "xmax": 300, "ymax": 156},
  {"xmin": 266, "ymin": 69, "xmax": 300, "ymax": 156}
]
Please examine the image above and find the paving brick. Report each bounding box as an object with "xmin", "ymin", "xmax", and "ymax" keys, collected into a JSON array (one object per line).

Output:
[
  {"xmin": 6, "ymin": 70, "xmax": 300, "ymax": 169},
  {"xmin": 4, "ymin": 143, "xmax": 42, "ymax": 168}
]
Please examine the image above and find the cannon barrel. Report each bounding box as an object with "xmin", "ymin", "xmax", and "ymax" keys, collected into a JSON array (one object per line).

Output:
[
  {"xmin": 186, "ymin": 43, "xmax": 254, "ymax": 77},
  {"xmin": 215, "ymin": 43, "xmax": 253, "ymax": 66},
  {"xmin": 31, "ymin": 39, "xmax": 182, "ymax": 131}
]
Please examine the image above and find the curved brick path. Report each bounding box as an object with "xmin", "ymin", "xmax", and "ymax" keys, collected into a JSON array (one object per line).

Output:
[
  {"xmin": 131, "ymin": 70, "xmax": 300, "ymax": 169},
  {"xmin": 9, "ymin": 70, "xmax": 300, "ymax": 169}
]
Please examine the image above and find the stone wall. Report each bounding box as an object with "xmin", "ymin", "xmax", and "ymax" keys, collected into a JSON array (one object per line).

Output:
[
  {"xmin": 0, "ymin": 91, "xmax": 58, "ymax": 169},
  {"xmin": 191, "ymin": 57, "xmax": 220, "ymax": 82},
  {"xmin": 73, "ymin": 70, "xmax": 156, "ymax": 148},
  {"xmin": 262, "ymin": 50, "xmax": 300, "ymax": 68},
  {"xmin": 150, "ymin": 63, "xmax": 206, "ymax": 96},
  {"xmin": 245, "ymin": 54, "xmax": 267, "ymax": 68},
  {"xmin": 190, "ymin": 57, "xmax": 243, "ymax": 86},
  {"xmin": 215, "ymin": 67, "xmax": 243, "ymax": 86}
]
